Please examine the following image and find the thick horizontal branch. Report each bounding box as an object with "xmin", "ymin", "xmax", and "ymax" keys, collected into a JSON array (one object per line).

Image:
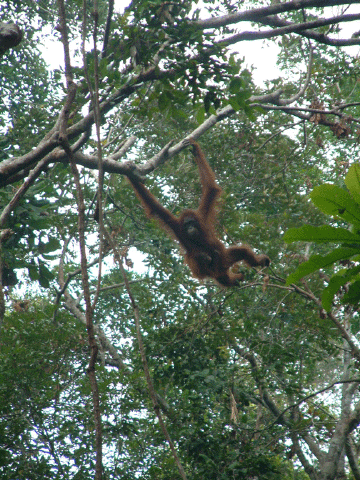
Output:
[
  {"xmin": 259, "ymin": 13, "xmax": 360, "ymax": 46},
  {"xmin": 0, "ymin": 66, "xmax": 173, "ymax": 185},
  {"xmin": 193, "ymin": 0, "xmax": 360, "ymax": 29},
  {"xmin": 220, "ymin": 13, "xmax": 360, "ymax": 46},
  {"xmin": 0, "ymin": 86, "xmax": 321, "ymax": 185}
]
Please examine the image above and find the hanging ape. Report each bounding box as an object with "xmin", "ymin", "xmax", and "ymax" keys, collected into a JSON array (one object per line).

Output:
[{"xmin": 127, "ymin": 138, "xmax": 270, "ymax": 287}]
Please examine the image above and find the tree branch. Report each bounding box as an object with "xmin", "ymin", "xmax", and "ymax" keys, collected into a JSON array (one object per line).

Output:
[
  {"xmin": 219, "ymin": 13, "xmax": 360, "ymax": 47},
  {"xmin": 192, "ymin": 1, "xmax": 360, "ymax": 30},
  {"xmin": 260, "ymin": 12, "xmax": 360, "ymax": 46}
]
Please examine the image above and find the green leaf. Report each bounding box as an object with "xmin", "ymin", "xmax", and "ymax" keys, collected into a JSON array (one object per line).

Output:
[
  {"xmin": 229, "ymin": 77, "xmax": 244, "ymax": 94},
  {"xmin": 284, "ymin": 225, "xmax": 360, "ymax": 244},
  {"xmin": 228, "ymin": 96, "xmax": 240, "ymax": 111},
  {"xmin": 195, "ymin": 106, "xmax": 206, "ymax": 124},
  {"xmin": 322, "ymin": 265, "xmax": 360, "ymax": 311},
  {"xmin": 38, "ymin": 262, "xmax": 54, "ymax": 288},
  {"xmin": 158, "ymin": 92, "xmax": 170, "ymax": 112},
  {"xmin": 28, "ymin": 263, "xmax": 39, "ymax": 281},
  {"xmin": 310, "ymin": 184, "xmax": 360, "ymax": 226},
  {"xmin": 343, "ymin": 279, "xmax": 360, "ymax": 306},
  {"xmin": 286, "ymin": 247, "xmax": 360, "ymax": 285},
  {"xmin": 99, "ymin": 57, "xmax": 108, "ymax": 77},
  {"xmin": 235, "ymin": 89, "xmax": 251, "ymax": 105},
  {"xmin": 345, "ymin": 163, "xmax": 360, "ymax": 205},
  {"xmin": 40, "ymin": 237, "xmax": 61, "ymax": 253}
]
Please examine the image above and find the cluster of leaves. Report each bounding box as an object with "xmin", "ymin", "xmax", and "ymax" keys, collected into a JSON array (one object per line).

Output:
[
  {"xmin": 285, "ymin": 163, "xmax": 360, "ymax": 310},
  {"xmin": 0, "ymin": 164, "xmax": 77, "ymax": 289},
  {"xmin": 0, "ymin": 303, "xmax": 89, "ymax": 478}
]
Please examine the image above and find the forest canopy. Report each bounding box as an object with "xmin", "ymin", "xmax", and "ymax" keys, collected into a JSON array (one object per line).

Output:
[{"xmin": 1, "ymin": 1, "xmax": 360, "ymax": 479}]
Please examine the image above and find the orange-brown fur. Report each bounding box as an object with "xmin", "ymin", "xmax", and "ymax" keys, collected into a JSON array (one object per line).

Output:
[{"xmin": 127, "ymin": 139, "xmax": 270, "ymax": 286}]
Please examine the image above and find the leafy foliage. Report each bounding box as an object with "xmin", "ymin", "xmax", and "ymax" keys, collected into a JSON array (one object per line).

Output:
[{"xmin": 285, "ymin": 163, "xmax": 360, "ymax": 309}]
